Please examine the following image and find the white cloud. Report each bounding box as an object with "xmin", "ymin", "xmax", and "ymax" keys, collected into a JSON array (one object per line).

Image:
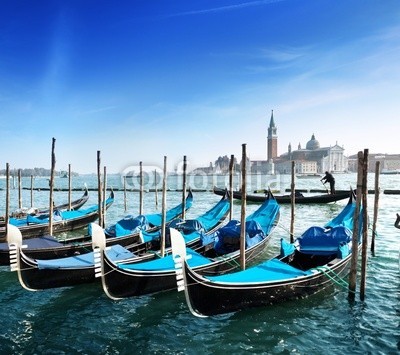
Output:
[{"xmin": 167, "ymin": 0, "xmax": 286, "ymax": 18}]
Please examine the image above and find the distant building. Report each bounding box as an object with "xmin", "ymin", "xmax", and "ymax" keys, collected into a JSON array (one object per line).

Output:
[
  {"xmin": 275, "ymin": 160, "xmax": 318, "ymax": 175},
  {"xmin": 348, "ymin": 153, "xmax": 400, "ymax": 173},
  {"xmin": 275, "ymin": 134, "xmax": 347, "ymax": 174},
  {"xmin": 191, "ymin": 162, "xmax": 214, "ymax": 175},
  {"xmin": 250, "ymin": 111, "xmax": 348, "ymax": 174},
  {"xmin": 250, "ymin": 159, "xmax": 272, "ymax": 174}
]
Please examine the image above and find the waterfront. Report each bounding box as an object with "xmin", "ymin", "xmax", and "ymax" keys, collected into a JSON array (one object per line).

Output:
[{"xmin": 0, "ymin": 173, "xmax": 399, "ymax": 354}]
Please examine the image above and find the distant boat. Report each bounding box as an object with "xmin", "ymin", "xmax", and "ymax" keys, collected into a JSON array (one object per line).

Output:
[
  {"xmin": 296, "ymin": 173, "xmax": 322, "ymax": 179},
  {"xmin": 213, "ymin": 186, "xmax": 352, "ymax": 204},
  {"xmin": 5, "ymin": 187, "xmax": 89, "ymax": 220},
  {"xmin": 381, "ymin": 169, "xmax": 400, "ymax": 175},
  {"xmin": 0, "ymin": 190, "xmax": 114, "ymax": 240}
]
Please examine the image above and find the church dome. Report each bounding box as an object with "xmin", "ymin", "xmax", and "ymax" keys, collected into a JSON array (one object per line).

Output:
[{"xmin": 306, "ymin": 134, "xmax": 320, "ymax": 150}]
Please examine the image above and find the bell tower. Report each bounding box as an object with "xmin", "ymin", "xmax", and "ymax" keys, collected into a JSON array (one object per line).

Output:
[{"xmin": 267, "ymin": 110, "xmax": 277, "ymax": 161}]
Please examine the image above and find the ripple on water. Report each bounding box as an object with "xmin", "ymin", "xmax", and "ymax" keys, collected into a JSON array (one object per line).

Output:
[{"xmin": 0, "ymin": 174, "xmax": 399, "ymax": 353}]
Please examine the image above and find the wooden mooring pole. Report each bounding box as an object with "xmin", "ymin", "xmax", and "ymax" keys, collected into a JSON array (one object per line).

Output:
[
  {"xmin": 360, "ymin": 149, "xmax": 369, "ymax": 300},
  {"xmin": 290, "ymin": 161, "xmax": 295, "ymax": 243},
  {"xmin": 181, "ymin": 155, "xmax": 187, "ymax": 220},
  {"xmin": 240, "ymin": 144, "xmax": 247, "ymax": 271},
  {"xmin": 371, "ymin": 161, "xmax": 380, "ymax": 255},
  {"xmin": 154, "ymin": 170, "xmax": 158, "ymax": 209},
  {"xmin": 68, "ymin": 164, "xmax": 72, "ymax": 210},
  {"xmin": 48, "ymin": 138, "xmax": 56, "ymax": 236},
  {"xmin": 348, "ymin": 151, "xmax": 364, "ymax": 299},
  {"xmin": 5, "ymin": 163, "xmax": 10, "ymax": 233},
  {"xmin": 30, "ymin": 175, "xmax": 34, "ymax": 208},
  {"xmin": 18, "ymin": 169, "xmax": 22, "ymax": 209},
  {"xmin": 229, "ymin": 154, "xmax": 234, "ymax": 221},
  {"xmin": 139, "ymin": 162, "xmax": 143, "ymax": 215},
  {"xmin": 97, "ymin": 151, "xmax": 102, "ymax": 228},
  {"xmin": 160, "ymin": 156, "xmax": 167, "ymax": 258},
  {"xmin": 123, "ymin": 176, "xmax": 127, "ymax": 212},
  {"xmin": 12, "ymin": 169, "xmax": 15, "ymax": 189},
  {"xmin": 102, "ymin": 166, "xmax": 107, "ymax": 228}
]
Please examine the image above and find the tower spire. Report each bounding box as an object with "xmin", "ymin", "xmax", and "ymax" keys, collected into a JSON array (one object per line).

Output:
[
  {"xmin": 267, "ymin": 109, "xmax": 277, "ymax": 161},
  {"xmin": 269, "ymin": 110, "xmax": 275, "ymax": 128}
]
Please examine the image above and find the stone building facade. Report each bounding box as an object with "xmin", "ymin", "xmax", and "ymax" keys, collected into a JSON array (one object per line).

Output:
[{"xmin": 251, "ymin": 111, "xmax": 348, "ymax": 174}]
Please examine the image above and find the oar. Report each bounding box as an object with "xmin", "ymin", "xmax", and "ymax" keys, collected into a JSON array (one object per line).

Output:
[
  {"xmin": 395, "ymin": 213, "xmax": 400, "ymax": 229},
  {"xmin": 321, "ymin": 179, "xmax": 329, "ymax": 194}
]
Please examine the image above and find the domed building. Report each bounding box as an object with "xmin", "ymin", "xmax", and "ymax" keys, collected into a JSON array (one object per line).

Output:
[
  {"xmin": 250, "ymin": 111, "xmax": 348, "ymax": 174},
  {"xmin": 306, "ymin": 134, "xmax": 320, "ymax": 150},
  {"xmin": 274, "ymin": 132, "xmax": 347, "ymax": 174}
]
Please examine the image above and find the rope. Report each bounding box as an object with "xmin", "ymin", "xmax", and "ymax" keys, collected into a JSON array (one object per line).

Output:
[
  {"xmin": 313, "ymin": 266, "xmax": 354, "ymax": 293},
  {"xmin": 215, "ymin": 254, "xmax": 241, "ymax": 269},
  {"xmin": 276, "ymin": 222, "xmax": 300, "ymax": 239},
  {"xmin": 102, "ymin": 265, "xmax": 118, "ymax": 277},
  {"xmin": 369, "ymin": 226, "xmax": 379, "ymax": 238},
  {"xmin": 149, "ymin": 249, "xmax": 172, "ymax": 258}
]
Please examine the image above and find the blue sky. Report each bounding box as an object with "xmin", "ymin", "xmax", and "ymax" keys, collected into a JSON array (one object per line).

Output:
[{"xmin": 1, "ymin": 0, "xmax": 399, "ymax": 174}]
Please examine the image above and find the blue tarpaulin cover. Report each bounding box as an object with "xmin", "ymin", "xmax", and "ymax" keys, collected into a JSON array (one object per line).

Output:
[
  {"xmin": 0, "ymin": 235, "xmax": 63, "ymax": 252},
  {"xmin": 37, "ymin": 244, "xmax": 135, "ymax": 269},
  {"xmin": 211, "ymin": 219, "xmax": 266, "ymax": 255},
  {"xmin": 207, "ymin": 258, "xmax": 312, "ymax": 283},
  {"xmin": 132, "ymin": 194, "xmax": 230, "ymax": 243},
  {"xmin": 324, "ymin": 198, "xmax": 362, "ymax": 231},
  {"xmin": 193, "ymin": 198, "xmax": 230, "ymax": 231},
  {"xmin": 103, "ymin": 215, "xmax": 149, "ymax": 238},
  {"xmin": 145, "ymin": 193, "xmax": 194, "ymax": 227},
  {"xmin": 169, "ymin": 219, "xmax": 205, "ymax": 235},
  {"xmin": 10, "ymin": 194, "xmax": 114, "ymax": 227},
  {"xmin": 26, "ymin": 210, "xmax": 63, "ymax": 224},
  {"xmin": 280, "ymin": 238, "xmax": 295, "ymax": 258},
  {"xmin": 114, "ymin": 195, "xmax": 278, "ymax": 277},
  {"xmin": 118, "ymin": 247, "xmax": 211, "ymax": 271},
  {"xmin": 201, "ymin": 195, "xmax": 279, "ymax": 252},
  {"xmin": 297, "ymin": 226, "xmax": 352, "ymax": 255}
]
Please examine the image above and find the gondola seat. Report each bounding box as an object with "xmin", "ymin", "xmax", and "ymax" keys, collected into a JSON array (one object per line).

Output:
[{"xmin": 296, "ymin": 226, "xmax": 352, "ymax": 256}]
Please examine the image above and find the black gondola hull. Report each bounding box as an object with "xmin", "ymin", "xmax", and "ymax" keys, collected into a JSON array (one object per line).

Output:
[
  {"xmin": 0, "ymin": 228, "xmax": 144, "ymax": 266},
  {"xmin": 183, "ymin": 256, "xmax": 351, "ymax": 316},
  {"xmin": 0, "ymin": 190, "xmax": 194, "ymax": 265},
  {"xmin": 102, "ymin": 231, "xmax": 272, "ymax": 298},
  {"xmin": 0, "ymin": 188, "xmax": 89, "ymax": 224},
  {"xmin": 0, "ymin": 191, "xmax": 114, "ymax": 240},
  {"xmin": 214, "ymin": 187, "xmax": 351, "ymax": 204},
  {"xmin": 9, "ymin": 191, "xmax": 227, "ymax": 290},
  {"xmin": 18, "ymin": 253, "xmax": 96, "ymax": 290}
]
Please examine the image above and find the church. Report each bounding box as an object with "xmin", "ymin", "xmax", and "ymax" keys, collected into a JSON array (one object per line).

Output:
[{"xmin": 250, "ymin": 111, "xmax": 348, "ymax": 174}]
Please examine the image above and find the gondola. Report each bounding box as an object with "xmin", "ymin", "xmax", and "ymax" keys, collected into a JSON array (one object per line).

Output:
[
  {"xmin": 0, "ymin": 190, "xmax": 114, "ymax": 241},
  {"xmin": 93, "ymin": 191, "xmax": 279, "ymax": 299},
  {"xmin": 213, "ymin": 186, "xmax": 351, "ymax": 204},
  {"xmin": 6, "ymin": 191, "xmax": 230, "ymax": 290},
  {"xmin": 172, "ymin": 191, "xmax": 363, "ymax": 317},
  {"xmin": 0, "ymin": 190, "xmax": 193, "ymax": 265},
  {"xmin": 5, "ymin": 186, "xmax": 89, "ymax": 220}
]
